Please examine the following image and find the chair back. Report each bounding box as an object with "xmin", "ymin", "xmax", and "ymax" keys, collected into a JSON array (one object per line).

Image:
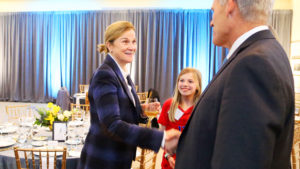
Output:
[
  {"xmin": 85, "ymin": 92, "xmax": 89, "ymax": 105},
  {"xmin": 292, "ymin": 124, "xmax": 300, "ymax": 169},
  {"xmin": 70, "ymin": 103, "xmax": 90, "ymax": 121},
  {"xmin": 6, "ymin": 105, "xmax": 34, "ymax": 123},
  {"xmin": 132, "ymin": 110, "xmax": 159, "ymax": 169},
  {"xmin": 147, "ymin": 88, "xmax": 160, "ymax": 102},
  {"xmin": 137, "ymin": 92, "xmax": 148, "ymax": 103},
  {"xmin": 79, "ymin": 84, "xmax": 89, "ymax": 93},
  {"xmin": 13, "ymin": 147, "xmax": 67, "ymax": 169}
]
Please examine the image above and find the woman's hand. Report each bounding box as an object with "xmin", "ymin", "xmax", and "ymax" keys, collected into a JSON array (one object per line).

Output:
[{"xmin": 141, "ymin": 102, "xmax": 161, "ymax": 112}]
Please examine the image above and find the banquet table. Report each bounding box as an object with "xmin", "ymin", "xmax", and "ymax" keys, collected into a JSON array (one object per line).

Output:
[{"xmin": 0, "ymin": 121, "xmax": 88, "ymax": 169}]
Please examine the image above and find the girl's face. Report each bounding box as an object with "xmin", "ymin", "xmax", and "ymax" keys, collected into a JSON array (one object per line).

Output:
[
  {"xmin": 107, "ymin": 29, "xmax": 137, "ymax": 68},
  {"xmin": 178, "ymin": 72, "xmax": 198, "ymax": 98}
]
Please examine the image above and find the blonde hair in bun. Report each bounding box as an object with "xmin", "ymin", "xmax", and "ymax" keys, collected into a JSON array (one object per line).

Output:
[
  {"xmin": 97, "ymin": 44, "xmax": 108, "ymax": 53},
  {"xmin": 97, "ymin": 21, "xmax": 135, "ymax": 54}
]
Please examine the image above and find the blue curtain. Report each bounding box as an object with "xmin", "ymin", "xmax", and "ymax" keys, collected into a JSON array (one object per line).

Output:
[{"xmin": 0, "ymin": 10, "xmax": 223, "ymax": 102}]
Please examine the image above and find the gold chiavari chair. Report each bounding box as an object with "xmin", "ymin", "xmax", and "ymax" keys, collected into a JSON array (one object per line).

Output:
[
  {"xmin": 137, "ymin": 92, "xmax": 148, "ymax": 104},
  {"xmin": 132, "ymin": 95, "xmax": 158, "ymax": 169},
  {"xmin": 6, "ymin": 105, "xmax": 34, "ymax": 123},
  {"xmin": 79, "ymin": 84, "xmax": 89, "ymax": 93},
  {"xmin": 14, "ymin": 147, "xmax": 67, "ymax": 169},
  {"xmin": 85, "ymin": 92, "xmax": 89, "ymax": 105},
  {"xmin": 295, "ymin": 101, "xmax": 300, "ymax": 124},
  {"xmin": 133, "ymin": 147, "xmax": 157, "ymax": 169},
  {"xmin": 292, "ymin": 124, "xmax": 300, "ymax": 169},
  {"xmin": 70, "ymin": 103, "xmax": 90, "ymax": 121}
]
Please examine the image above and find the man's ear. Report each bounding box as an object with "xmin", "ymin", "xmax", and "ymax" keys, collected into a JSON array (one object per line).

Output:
[{"xmin": 226, "ymin": 0, "xmax": 237, "ymax": 17}]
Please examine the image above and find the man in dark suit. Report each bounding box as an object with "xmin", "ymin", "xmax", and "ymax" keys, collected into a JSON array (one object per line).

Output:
[{"xmin": 173, "ymin": 0, "xmax": 295, "ymax": 169}]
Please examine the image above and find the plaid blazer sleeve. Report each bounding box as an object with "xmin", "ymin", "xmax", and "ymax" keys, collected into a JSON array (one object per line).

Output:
[{"xmin": 91, "ymin": 66, "xmax": 163, "ymax": 151}]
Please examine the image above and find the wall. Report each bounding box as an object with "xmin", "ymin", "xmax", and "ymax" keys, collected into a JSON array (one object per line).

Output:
[
  {"xmin": 274, "ymin": 0, "xmax": 293, "ymax": 9},
  {"xmin": 292, "ymin": 0, "xmax": 300, "ymax": 42}
]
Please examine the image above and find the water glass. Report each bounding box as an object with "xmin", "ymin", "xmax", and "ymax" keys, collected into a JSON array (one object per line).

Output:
[{"xmin": 18, "ymin": 133, "xmax": 27, "ymax": 146}]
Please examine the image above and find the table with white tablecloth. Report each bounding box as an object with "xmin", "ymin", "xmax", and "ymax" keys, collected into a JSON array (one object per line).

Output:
[{"xmin": 0, "ymin": 122, "xmax": 89, "ymax": 169}]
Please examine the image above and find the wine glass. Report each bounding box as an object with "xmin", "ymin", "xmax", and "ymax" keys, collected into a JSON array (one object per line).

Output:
[
  {"xmin": 144, "ymin": 98, "xmax": 160, "ymax": 127},
  {"xmin": 73, "ymin": 126, "xmax": 83, "ymax": 149},
  {"xmin": 17, "ymin": 127, "xmax": 28, "ymax": 147},
  {"xmin": 145, "ymin": 98, "xmax": 159, "ymax": 114},
  {"xmin": 67, "ymin": 125, "xmax": 78, "ymax": 151}
]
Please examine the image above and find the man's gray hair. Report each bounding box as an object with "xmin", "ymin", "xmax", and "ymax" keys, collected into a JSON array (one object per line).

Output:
[{"xmin": 218, "ymin": 0, "xmax": 274, "ymax": 23}]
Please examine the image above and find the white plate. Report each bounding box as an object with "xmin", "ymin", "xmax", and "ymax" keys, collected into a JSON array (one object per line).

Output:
[
  {"xmin": 31, "ymin": 141, "xmax": 46, "ymax": 147},
  {"xmin": 69, "ymin": 150, "xmax": 81, "ymax": 157},
  {"xmin": 32, "ymin": 136, "xmax": 48, "ymax": 141},
  {"xmin": 0, "ymin": 126, "xmax": 18, "ymax": 134},
  {"xmin": 0, "ymin": 138, "xmax": 16, "ymax": 148},
  {"xmin": 0, "ymin": 122, "xmax": 13, "ymax": 126},
  {"xmin": 33, "ymin": 147, "xmax": 64, "ymax": 156},
  {"xmin": 68, "ymin": 121, "xmax": 84, "ymax": 127},
  {"xmin": 65, "ymin": 139, "xmax": 81, "ymax": 145}
]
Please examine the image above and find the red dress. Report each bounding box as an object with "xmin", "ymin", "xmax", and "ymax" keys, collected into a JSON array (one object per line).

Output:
[{"xmin": 157, "ymin": 98, "xmax": 194, "ymax": 169}]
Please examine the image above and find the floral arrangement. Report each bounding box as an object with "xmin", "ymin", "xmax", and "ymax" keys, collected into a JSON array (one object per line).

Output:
[{"xmin": 34, "ymin": 102, "xmax": 72, "ymax": 130}]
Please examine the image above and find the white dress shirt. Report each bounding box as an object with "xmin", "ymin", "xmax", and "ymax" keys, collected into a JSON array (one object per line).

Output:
[{"xmin": 226, "ymin": 25, "xmax": 269, "ymax": 59}]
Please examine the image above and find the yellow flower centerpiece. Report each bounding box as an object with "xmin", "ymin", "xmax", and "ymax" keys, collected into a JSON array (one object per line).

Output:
[{"xmin": 34, "ymin": 102, "xmax": 72, "ymax": 130}]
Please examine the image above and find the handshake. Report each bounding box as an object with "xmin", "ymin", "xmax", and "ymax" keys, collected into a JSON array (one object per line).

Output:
[
  {"xmin": 163, "ymin": 129, "xmax": 181, "ymax": 154},
  {"xmin": 142, "ymin": 102, "xmax": 181, "ymax": 154}
]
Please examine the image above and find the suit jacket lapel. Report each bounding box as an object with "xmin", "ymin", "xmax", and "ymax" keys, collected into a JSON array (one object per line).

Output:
[
  {"xmin": 104, "ymin": 55, "xmax": 136, "ymax": 105},
  {"xmin": 127, "ymin": 77, "xmax": 143, "ymax": 114},
  {"xmin": 184, "ymin": 30, "xmax": 275, "ymax": 129},
  {"xmin": 197, "ymin": 30, "xmax": 274, "ymax": 105}
]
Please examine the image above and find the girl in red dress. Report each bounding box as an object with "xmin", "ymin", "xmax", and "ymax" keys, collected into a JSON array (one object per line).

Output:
[{"xmin": 158, "ymin": 67, "xmax": 202, "ymax": 169}]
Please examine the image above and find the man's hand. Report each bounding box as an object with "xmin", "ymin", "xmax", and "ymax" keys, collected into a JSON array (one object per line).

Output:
[{"xmin": 164, "ymin": 129, "xmax": 181, "ymax": 154}]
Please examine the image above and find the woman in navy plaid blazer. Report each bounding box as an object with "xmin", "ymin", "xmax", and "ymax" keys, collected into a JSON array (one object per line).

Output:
[{"xmin": 77, "ymin": 21, "xmax": 164, "ymax": 169}]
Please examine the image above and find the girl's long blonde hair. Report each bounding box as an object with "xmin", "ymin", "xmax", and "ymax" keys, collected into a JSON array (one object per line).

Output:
[{"xmin": 168, "ymin": 68, "xmax": 202, "ymax": 122}]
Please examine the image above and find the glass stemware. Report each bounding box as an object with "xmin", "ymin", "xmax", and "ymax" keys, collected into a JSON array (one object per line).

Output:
[{"xmin": 17, "ymin": 127, "xmax": 28, "ymax": 146}]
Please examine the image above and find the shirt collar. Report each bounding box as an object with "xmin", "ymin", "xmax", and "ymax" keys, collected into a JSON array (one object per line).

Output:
[
  {"xmin": 108, "ymin": 53, "xmax": 129, "ymax": 79},
  {"xmin": 226, "ymin": 25, "xmax": 269, "ymax": 59}
]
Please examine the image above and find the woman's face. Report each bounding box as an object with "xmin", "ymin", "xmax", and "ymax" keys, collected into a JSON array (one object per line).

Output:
[
  {"xmin": 178, "ymin": 72, "xmax": 198, "ymax": 98},
  {"xmin": 107, "ymin": 29, "xmax": 137, "ymax": 68}
]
